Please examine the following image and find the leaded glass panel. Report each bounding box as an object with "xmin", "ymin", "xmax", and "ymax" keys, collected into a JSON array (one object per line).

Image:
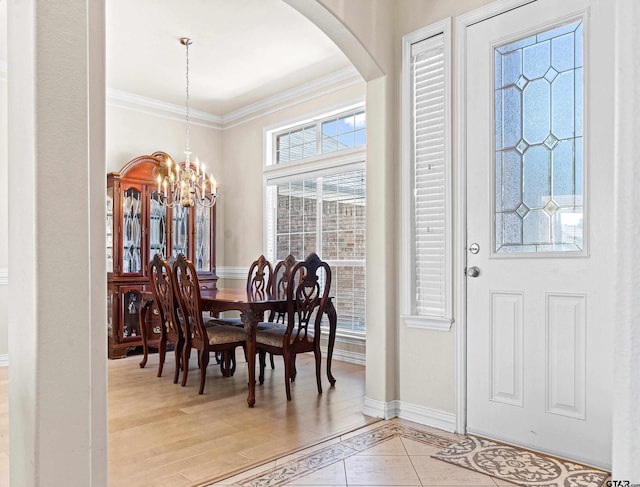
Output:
[
  {"xmin": 194, "ymin": 205, "xmax": 211, "ymax": 271},
  {"xmin": 495, "ymin": 20, "xmax": 583, "ymax": 253},
  {"xmin": 122, "ymin": 188, "xmax": 142, "ymax": 273},
  {"xmin": 149, "ymin": 191, "xmax": 166, "ymax": 260},
  {"xmin": 172, "ymin": 205, "xmax": 189, "ymax": 258}
]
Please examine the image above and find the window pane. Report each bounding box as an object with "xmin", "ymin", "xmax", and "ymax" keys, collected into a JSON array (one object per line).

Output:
[
  {"xmin": 273, "ymin": 179, "xmax": 317, "ymax": 260},
  {"xmin": 275, "ymin": 124, "xmax": 316, "ymax": 163},
  {"xmin": 330, "ymin": 265, "xmax": 366, "ymax": 332},
  {"xmin": 322, "ymin": 111, "xmax": 366, "ymax": 154},
  {"xmin": 495, "ymin": 20, "xmax": 583, "ymax": 253},
  {"xmin": 322, "ymin": 120, "xmax": 337, "ymax": 137},
  {"xmin": 269, "ymin": 167, "xmax": 365, "ymax": 333}
]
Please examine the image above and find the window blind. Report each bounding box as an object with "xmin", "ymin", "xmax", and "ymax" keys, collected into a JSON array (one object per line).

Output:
[{"xmin": 411, "ymin": 33, "xmax": 447, "ymax": 318}]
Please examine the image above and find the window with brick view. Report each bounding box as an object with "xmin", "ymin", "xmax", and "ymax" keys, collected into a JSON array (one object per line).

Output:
[{"xmin": 266, "ymin": 108, "xmax": 366, "ymax": 333}]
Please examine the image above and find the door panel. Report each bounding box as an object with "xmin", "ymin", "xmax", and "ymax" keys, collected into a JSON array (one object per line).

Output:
[{"xmin": 466, "ymin": 0, "xmax": 613, "ymax": 468}]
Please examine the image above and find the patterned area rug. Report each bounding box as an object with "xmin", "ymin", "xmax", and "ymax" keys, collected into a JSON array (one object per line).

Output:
[{"xmin": 432, "ymin": 435, "xmax": 610, "ymax": 487}]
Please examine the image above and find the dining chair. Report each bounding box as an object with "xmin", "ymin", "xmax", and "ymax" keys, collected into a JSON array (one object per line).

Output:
[
  {"xmin": 268, "ymin": 254, "xmax": 298, "ymax": 324},
  {"xmin": 255, "ymin": 252, "xmax": 331, "ymax": 401},
  {"xmin": 172, "ymin": 253, "xmax": 246, "ymax": 394},
  {"xmin": 211, "ymin": 254, "xmax": 277, "ymax": 370},
  {"xmin": 148, "ymin": 253, "xmax": 184, "ymax": 383},
  {"xmin": 211, "ymin": 254, "xmax": 274, "ymax": 327}
]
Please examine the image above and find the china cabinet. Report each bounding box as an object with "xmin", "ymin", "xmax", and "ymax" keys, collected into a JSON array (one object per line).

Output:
[{"xmin": 107, "ymin": 152, "xmax": 217, "ymax": 358}]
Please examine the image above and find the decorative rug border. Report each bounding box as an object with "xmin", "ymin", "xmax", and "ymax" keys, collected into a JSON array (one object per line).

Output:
[
  {"xmin": 432, "ymin": 434, "xmax": 611, "ymax": 487},
  {"xmin": 225, "ymin": 423, "xmax": 453, "ymax": 487}
]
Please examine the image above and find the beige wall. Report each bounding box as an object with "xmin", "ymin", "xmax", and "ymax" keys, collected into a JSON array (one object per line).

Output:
[
  {"xmin": 0, "ymin": 77, "xmax": 7, "ymax": 358},
  {"xmin": 106, "ymin": 105, "xmax": 222, "ymax": 173}
]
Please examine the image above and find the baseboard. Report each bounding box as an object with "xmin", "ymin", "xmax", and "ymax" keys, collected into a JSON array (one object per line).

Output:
[
  {"xmin": 396, "ymin": 401, "xmax": 457, "ymax": 433},
  {"xmin": 362, "ymin": 397, "xmax": 456, "ymax": 433},
  {"xmin": 0, "ymin": 355, "xmax": 8, "ymax": 367},
  {"xmin": 323, "ymin": 347, "xmax": 365, "ymax": 366},
  {"xmin": 363, "ymin": 396, "xmax": 399, "ymax": 419}
]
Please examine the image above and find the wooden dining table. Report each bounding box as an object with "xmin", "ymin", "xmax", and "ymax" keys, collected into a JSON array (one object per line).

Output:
[{"xmin": 139, "ymin": 287, "xmax": 338, "ymax": 407}]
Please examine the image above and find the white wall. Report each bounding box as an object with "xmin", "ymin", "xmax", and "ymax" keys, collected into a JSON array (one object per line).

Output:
[{"xmin": 0, "ymin": 76, "xmax": 7, "ymax": 359}]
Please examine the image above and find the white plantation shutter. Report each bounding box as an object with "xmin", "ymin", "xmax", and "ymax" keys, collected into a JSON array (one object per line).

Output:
[
  {"xmin": 413, "ymin": 35, "xmax": 446, "ymax": 317},
  {"xmin": 402, "ymin": 20, "xmax": 452, "ymax": 329}
]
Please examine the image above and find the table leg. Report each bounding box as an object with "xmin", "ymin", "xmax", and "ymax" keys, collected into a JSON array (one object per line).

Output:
[
  {"xmin": 241, "ymin": 308, "xmax": 258, "ymax": 407},
  {"xmin": 138, "ymin": 298, "xmax": 154, "ymax": 368},
  {"xmin": 325, "ymin": 299, "xmax": 337, "ymax": 386}
]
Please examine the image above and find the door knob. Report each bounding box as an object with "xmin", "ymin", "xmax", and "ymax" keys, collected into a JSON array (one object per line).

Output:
[{"xmin": 467, "ymin": 266, "xmax": 481, "ymax": 278}]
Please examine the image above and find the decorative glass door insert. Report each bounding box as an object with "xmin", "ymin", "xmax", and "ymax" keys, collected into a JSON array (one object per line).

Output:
[
  {"xmin": 494, "ymin": 20, "xmax": 583, "ymax": 253},
  {"xmin": 122, "ymin": 188, "xmax": 142, "ymax": 272},
  {"xmin": 194, "ymin": 205, "xmax": 211, "ymax": 271},
  {"xmin": 149, "ymin": 191, "xmax": 167, "ymax": 259},
  {"xmin": 172, "ymin": 205, "xmax": 189, "ymax": 258}
]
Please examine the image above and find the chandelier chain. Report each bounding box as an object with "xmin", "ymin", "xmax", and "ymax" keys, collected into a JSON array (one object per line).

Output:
[{"xmin": 185, "ymin": 39, "xmax": 191, "ymax": 153}]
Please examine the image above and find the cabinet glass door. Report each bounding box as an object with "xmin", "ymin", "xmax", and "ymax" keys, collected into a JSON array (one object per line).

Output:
[
  {"xmin": 194, "ymin": 205, "xmax": 211, "ymax": 271},
  {"xmin": 107, "ymin": 188, "xmax": 114, "ymax": 273},
  {"xmin": 172, "ymin": 205, "xmax": 189, "ymax": 258},
  {"xmin": 121, "ymin": 288, "xmax": 142, "ymax": 339},
  {"xmin": 122, "ymin": 187, "xmax": 142, "ymax": 273},
  {"xmin": 149, "ymin": 191, "xmax": 167, "ymax": 260}
]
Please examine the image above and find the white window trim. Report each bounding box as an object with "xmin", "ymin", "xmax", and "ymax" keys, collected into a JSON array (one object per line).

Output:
[
  {"xmin": 263, "ymin": 107, "xmax": 367, "ymax": 335},
  {"xmin": 263, "ymin": 100, "xmax": 365, "ymax": 168},
  {"xmin": 400, "ymin": 17, "xmax": 453, "ymax": 332}
]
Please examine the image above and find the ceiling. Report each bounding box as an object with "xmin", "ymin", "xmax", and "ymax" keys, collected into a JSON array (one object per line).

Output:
[{"xmin": 0, "ymin": 0, "xmax": 352, "ymax": 116}]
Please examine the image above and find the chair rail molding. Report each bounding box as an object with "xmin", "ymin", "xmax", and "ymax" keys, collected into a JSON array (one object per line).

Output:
[
  {"xmin": 216, "ymin": 266, "xmax": 247, "ymax": 280},
  {"xmin": 0, "ymin": 268, "xmax": 7, "ymax": 286}
]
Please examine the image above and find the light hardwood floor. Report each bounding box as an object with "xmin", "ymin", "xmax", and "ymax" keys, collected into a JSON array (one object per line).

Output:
[
  {"xmin": 0, "ymin": 351, "xmax": 373, "ymax": 486},
  {"xmin": 111, "ymin": 349, "xmax": 372, "ymax": 486}
]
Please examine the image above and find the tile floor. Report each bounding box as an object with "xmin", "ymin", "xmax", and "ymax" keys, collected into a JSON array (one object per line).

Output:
[{"xmin": 209, "ymin": 419, "xmax": 519, "ymax": 487}]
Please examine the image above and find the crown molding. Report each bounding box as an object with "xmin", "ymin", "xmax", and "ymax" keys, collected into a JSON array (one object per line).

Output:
[
  {"xmin": 107, "ymin": 88, "xmax": 224, "ymax": 130},
  {"xmin": 107, "ymin": 66, "xmax": 361, "ymax": 131},
  {"xmin": 221, "ymin": 66, "xmax": 361, "ymax": 125}
]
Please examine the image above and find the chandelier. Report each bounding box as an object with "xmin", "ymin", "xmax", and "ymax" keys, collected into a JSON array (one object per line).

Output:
[{"xmin": 156, "ymin": 37, "xmax": 217, "ymax": 208}]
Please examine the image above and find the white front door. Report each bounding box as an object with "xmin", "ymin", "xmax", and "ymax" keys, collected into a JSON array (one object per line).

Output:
[{"xmin": 465, "ymin": 0, "xmax": 613, "ymax": 468}]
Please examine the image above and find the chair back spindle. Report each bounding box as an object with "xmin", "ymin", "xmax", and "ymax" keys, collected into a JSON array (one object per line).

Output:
[
  {"xmin": 287, "ymin": 253, "xmax": 331, "ymax": 347},
  {"xmin": 148, "ymin": 253, "xmax": 184, "ymax": 382},
  {"xmin": 246, "ymin": 254, "xmax": 273, "ymax": 301}
]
